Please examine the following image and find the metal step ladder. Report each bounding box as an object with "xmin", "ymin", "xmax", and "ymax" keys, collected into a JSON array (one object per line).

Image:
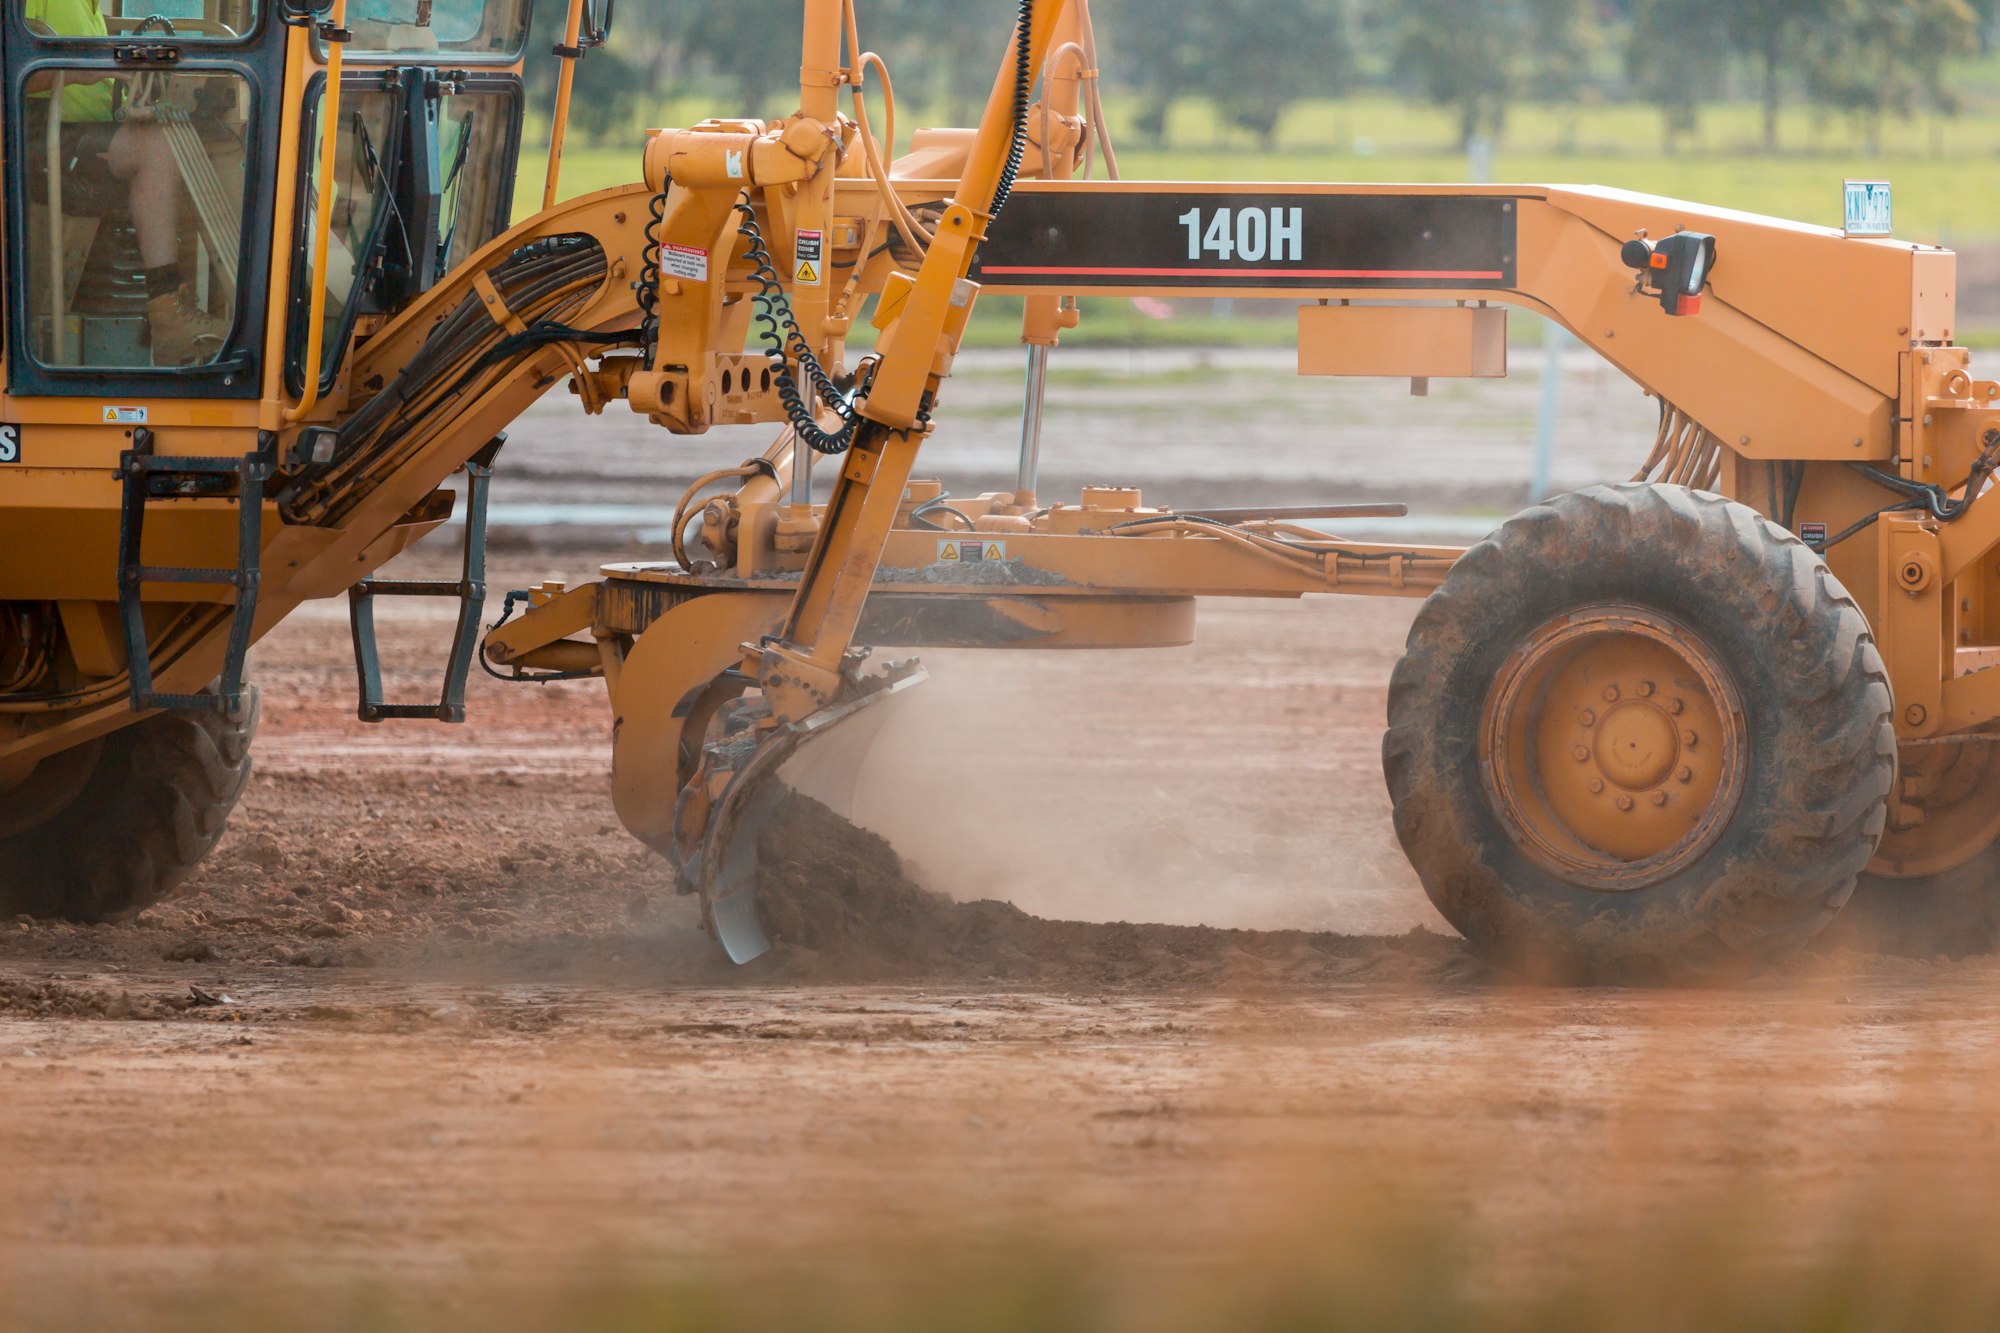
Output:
[
  {"xmin": 116, "ymin": 431, "xmax": 273, "ymax": 714},
  {"xmin": 347, "ymin": 459, "xmax": 492, "ymax": 723}
]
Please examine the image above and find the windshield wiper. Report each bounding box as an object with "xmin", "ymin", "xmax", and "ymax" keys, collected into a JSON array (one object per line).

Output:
[{"xmin": 435, "ymin": 115, "xmax": 475, "ymax": 272}]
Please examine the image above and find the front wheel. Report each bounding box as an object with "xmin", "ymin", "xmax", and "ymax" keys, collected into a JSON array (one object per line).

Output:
[
  {"xmin": 1383, "ymin": 485, "xmax": 1896, "ymax": 982},
  {"xmin": 0, "ymin": 688, "xmax": 258, "ymax": 922}
]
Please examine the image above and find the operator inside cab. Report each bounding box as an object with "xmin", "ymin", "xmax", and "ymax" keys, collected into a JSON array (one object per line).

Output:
[{"xmin": 22, "ymin": 0, "xmax": 245, "ymax": 370}]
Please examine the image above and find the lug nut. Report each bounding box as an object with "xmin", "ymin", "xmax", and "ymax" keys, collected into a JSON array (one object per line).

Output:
[
  {"xmin": 1667, "ymin": 699, "xmax": 1685, "ymax": 715},
  {"xmin": 1603, "ymin": 685, "xmax": 1621, "ymax": 702},
  {"xmin": 1677, "ymin": 767, "xmax": 1694, "ymax": 784},
  {"xmin": 1637, "ymin": 681, "xmax": 1656, "ymax": 698},
  {"xmin": 1579, "ymin": 709, "xmax": 1596, "ymax": 727},
  {"xmin": 1616, "ymin": 796, "xmax": 1635, "ymax": 811},
  {"xmin": 1573, "ymin": 746, "xmax": 1591, "ymax": 763},
  {"xmin": 1651, "ymin": 791, "xmax": 1669, "ymax": 807},
  {"xmin": 1588, "ymin": 779, "xmax": 1606, "ymax": 794},
  {"xmin": 1683, "ymin": 730, "xmax": 1699, "ymax": 747}
]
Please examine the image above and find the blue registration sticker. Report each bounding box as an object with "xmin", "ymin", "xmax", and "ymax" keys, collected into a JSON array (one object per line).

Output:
[{"xmin": 1844, "ymin": 181, "xmax": 1893, "ymax": 238}]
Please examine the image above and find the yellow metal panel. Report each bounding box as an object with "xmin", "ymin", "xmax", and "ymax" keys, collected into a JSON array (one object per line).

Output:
[
  {"xmin": 56, "ymin": 601, "xmax": 125, "ymax": 677},
  {"xmin": 1297, "ymin": 304, "xmax": 1506, "ymax": 380},
  {"xmin": 1911, "ymin": 248, "xmax": 1958, "ymax": 345}
]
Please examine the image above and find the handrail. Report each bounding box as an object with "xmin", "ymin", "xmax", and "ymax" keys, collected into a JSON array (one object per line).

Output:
[
  {"xmin": 285, "ymin": 0, "xmax": 349, "ymax": 424},
  {"xmin": 541, "ymin": 0, "xmax": 588, "ymax": 211}
]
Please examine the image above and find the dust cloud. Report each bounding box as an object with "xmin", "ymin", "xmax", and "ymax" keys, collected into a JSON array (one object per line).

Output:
[{"xmin": 830, "ymin": 597, "xmax": 1445, "ymax": 937}]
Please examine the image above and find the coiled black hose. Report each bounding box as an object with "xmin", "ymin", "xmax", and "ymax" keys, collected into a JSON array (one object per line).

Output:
[
  {"xmin": 637, "ymin": 175, "xmax": 669, "ymax": 359},
  {"xmin": 989, "ymin": 0, "xmax": 1037, "ymax": 222},
  {"xmin": 732, "ymin": 0, "xmax": 1035, "ymax": 456},
  {"xmin": 736, "ymin": 205, "xmax": 862, "ymax": 455}
]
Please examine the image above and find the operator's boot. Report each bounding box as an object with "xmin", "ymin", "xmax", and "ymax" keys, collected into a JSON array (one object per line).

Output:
[{"xmin": 146, "ymin": 293, "xmax": 228, "ymax": 367}]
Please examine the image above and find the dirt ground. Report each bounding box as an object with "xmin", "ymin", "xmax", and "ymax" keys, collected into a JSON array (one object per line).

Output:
[
  {"xmin": 9, "ymin": 546, "xmax": 2000, "ymax": 1327},
  {"xmin": 4, "ymin": 342, "xmax": 1999, "ymax": 1326}
]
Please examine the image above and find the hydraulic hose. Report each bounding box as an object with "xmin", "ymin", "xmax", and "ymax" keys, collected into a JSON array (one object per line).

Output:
[
  {"xmin": 1823, "ymin": 431, "xmax": 2000, "ymax": 550},
  {"xmin": 279, "ymin": 234, "xmax": 626, "ymax": 526},
  {"xmin": 989, "ymin": 0, "xmax": 1037, "ymax": 222},
  {"xmin": 637, "ymin": 174, "xmax": 669, "ymax": 360},
  {"xmin": 736, "ymin": 206, "xmax": 862, "ymax": 455}
]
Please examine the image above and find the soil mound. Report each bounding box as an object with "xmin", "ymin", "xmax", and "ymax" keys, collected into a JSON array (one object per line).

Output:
[
  {"xmin": 750, "ymin": 795, "xmax": 1477, "ymax": 987},
  {"xmin": 0, "ymin": 976, "xmax": 203, "ymax": 1020}
]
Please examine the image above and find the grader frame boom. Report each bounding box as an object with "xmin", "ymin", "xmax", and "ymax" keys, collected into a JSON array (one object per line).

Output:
[{"xmin": 0, "ymin": 0, "xmax": 1989, "ymax": 978}]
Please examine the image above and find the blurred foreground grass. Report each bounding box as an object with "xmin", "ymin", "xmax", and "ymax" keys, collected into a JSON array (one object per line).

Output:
[{"xmin": 9, "ymin": 1179, "xmax": 2000, "ymax": 1332}]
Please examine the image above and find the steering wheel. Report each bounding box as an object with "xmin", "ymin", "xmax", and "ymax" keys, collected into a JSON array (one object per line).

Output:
[{"xmin": 131, "ymin": 14, "xmax": 243, "ymax": 38}]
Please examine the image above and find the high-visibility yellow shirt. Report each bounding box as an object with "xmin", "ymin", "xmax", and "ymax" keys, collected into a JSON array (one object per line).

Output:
[{"xmin": 25, "ymin": 0, "xmax": 116, "ymax": 124}]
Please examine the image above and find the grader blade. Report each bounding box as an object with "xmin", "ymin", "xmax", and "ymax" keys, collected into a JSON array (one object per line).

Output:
[{"xmin": 682, "ymin": 664, "xmax": 928, "ymax": 964}]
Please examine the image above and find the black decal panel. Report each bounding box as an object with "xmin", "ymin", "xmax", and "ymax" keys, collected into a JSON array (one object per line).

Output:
[{"xmin": 973, "ymin": 189, "xmax": 1518, "ymax": 291}]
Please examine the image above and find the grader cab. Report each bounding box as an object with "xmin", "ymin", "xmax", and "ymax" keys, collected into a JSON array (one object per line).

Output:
[{"xmin": 0, "ymin": 0, "xmax": 1989, "ymax": 981}]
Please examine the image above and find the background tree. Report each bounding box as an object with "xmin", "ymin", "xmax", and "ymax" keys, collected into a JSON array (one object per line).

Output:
[
  {"xmin": 1522, "ymin": 0, "xmax": 1604, "ymax": 151},
  {"xmin": 1623, "ymin": 0, "xmax": 1732, "ymax": 150},
  {"xmin": 879, "ymin": 0, "xmax": 1021, "ymax": 126},
  {"xmin": 1094, "ymin": 0, "xmax": 1210, "ymax": 144},
  {"xmin": 1720, "ymin": 0, "xmax": 1838, "ymax": 151},
  {"xmin": 1188, "ymin": 0, "xmax": 1350, "ymax": 146},
  {"xmin": 1804, "ymin": 0, "xmax": 1980, "ymax": 154},
  {"xmin": 1390, "ymin": 0, "xmax": 1528, "ymax": 150}
]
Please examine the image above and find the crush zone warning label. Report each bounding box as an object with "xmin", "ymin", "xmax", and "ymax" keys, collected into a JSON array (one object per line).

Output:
[
  {"xmin": 938, "ymin": 539, "xmax": 1008, "ymax": 563},
  {"xmin": 794, "ymin": 229, "xmax": 826, "ymax": 286}
]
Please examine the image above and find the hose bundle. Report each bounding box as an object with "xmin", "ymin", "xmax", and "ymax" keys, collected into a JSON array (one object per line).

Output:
[
  {"xmin": 1632, "ymin": 400, "xmax": 1723, "ymax": 491},
  {"xmin": 280, "ymin": 234, "xmax": 627, "ymax": 526},
  {"xmin": 1822, "ymin": 430, "xmax": 2000, "ymax": 550}
]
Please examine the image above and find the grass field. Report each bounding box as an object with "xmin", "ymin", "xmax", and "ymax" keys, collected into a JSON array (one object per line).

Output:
[
  {"xmin": 514, "ymin": 86, "xmax": 2000, "ymax": 348},
  {"xmin": 522, "ymin": 84, "xmax": 2000, "ymax": 242}
]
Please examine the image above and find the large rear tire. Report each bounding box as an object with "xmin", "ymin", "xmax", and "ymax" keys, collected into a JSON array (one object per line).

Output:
[
  {"xmin": 1838, "ymin": 741, "xmax": 2000, "ymax": 957},
  {"xmin": 1840, "ymin": 849, "xmax": 2000, "ymax": 958},
  {"xmin": 1383, "ymin": 485, "xmax": 1896, "ymax": 982},
  {"xmin": 0, "ymin": 688, "xmax": 258, "ymax": 922}
]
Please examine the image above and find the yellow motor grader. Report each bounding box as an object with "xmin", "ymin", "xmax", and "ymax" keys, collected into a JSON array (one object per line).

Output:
[{"xmin": 0, "ymin": 0, "xmax": 1990, "ymax": 979}]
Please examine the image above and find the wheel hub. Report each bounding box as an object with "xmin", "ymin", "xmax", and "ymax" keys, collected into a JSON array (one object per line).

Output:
[
  {"xmin": 1481, "ymin": 605, "xmax": 1748, "ymax": 891},
  {"xmin": 1593, "ymin": 701, "xmax": 1680, "ymax": 791}
]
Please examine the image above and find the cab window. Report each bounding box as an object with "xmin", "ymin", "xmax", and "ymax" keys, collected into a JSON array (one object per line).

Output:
[
  {"xmin": 286, "ymin": 76, "xmax": 520, "ymax": 394},
  {"xmin": 337, "ymin": 0, "xmax": 531, "ymax": 62},
  {"xmin": 24, "ymin": 0, "xmax": 261, "ymax": 43},
  {"xmin": 437, "ymin": 88, "xmax": 520, "ymax": 272},
  {"xmin": 290, "ymin": 85, "xmax": 402, "ymax": 390},
  {"xmin": 20, "ymin": 66, "xmax": 250, "ymax": 369}
]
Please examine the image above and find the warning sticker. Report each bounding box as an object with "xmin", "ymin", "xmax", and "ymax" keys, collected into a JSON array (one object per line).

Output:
[
  {"xmin": 661, "ymin": 243, "xmax": 709, "ymax": 283},
  {"xmin": 795, "ymin": 229, "xmax": 826, "ymax": 287},
  {"xmin": 1800, "ymin": 522, "xmax": 1829, "ymax": 552},
  {"xmin": 102, "ymin": 406, "xmax": 148, "ymax": 425},
  {"xmin": 938, "ymin": 539, "xmax": 1008, "ymax": 564}
]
